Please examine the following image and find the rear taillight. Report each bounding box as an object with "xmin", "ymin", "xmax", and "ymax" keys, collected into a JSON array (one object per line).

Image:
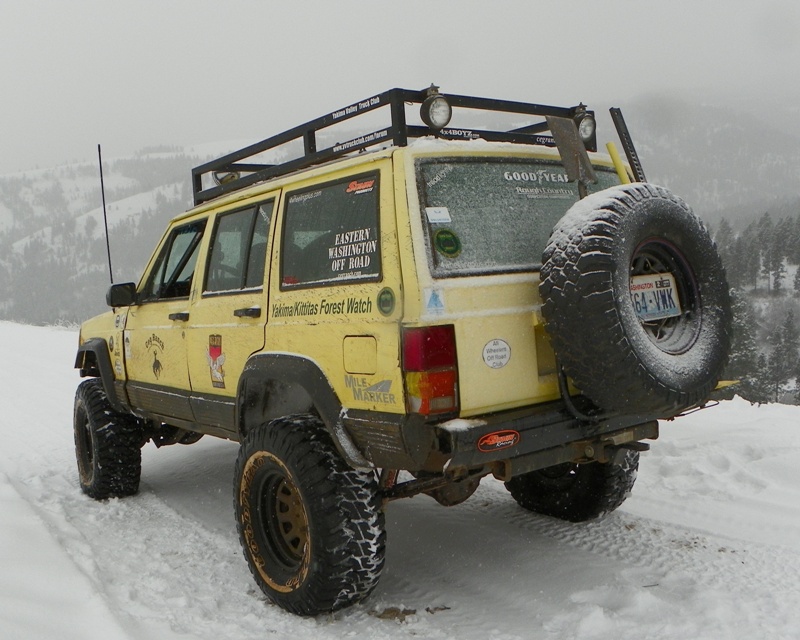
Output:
[{"xmin": 402, "ymin": 325, "xmax": 459, "ymax": 415}]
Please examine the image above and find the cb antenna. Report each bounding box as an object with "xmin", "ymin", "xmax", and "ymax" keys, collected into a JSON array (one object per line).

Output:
[{"xmin": 97, "ymin": 144, "xmax": 114, "ymax": 284}]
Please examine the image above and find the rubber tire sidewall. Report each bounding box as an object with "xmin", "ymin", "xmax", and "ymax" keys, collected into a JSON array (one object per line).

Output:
[
  {"xmin": 505, "ymin": 450, "xmax": 639, "ymax": 522},
  {"xmin": 234, "ymin": 414, "xmax": 385, "ymax": 616},
  {"xmin": 73, "ymin": 378, "xmax": 142, "ymax": 499},
  {"xmin": 540, "ymin": 183, "xmax": 731, "ymax": 415}
]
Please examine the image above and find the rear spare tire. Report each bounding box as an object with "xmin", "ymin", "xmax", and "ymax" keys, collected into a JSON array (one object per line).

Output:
[{"xmin": 539, "ymin": 183, "xmax": 731, "ymax": 416}]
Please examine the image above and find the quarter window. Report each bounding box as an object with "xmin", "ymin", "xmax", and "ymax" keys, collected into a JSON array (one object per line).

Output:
[{"xmin": 281, "ymin": 173, "xmax": 381, "ymax": 289}]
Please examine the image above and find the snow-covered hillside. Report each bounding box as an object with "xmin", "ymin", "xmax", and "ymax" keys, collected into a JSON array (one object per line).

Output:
[{"xmin": 1, "ymin": 321, "xmax": 799, "ymax": 640}]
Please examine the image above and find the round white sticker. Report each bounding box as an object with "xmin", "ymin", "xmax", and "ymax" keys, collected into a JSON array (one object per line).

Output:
[{"xmin": 482, "ymin": 339, "xmax": 511, "ymax": 369}]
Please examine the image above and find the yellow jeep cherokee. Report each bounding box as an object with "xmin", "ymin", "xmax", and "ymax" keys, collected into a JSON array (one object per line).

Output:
[{"xmin": 73, "ymin": 87, "xmax": 732, "ymax": 616}]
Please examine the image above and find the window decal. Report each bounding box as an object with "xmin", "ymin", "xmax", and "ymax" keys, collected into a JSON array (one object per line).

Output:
[{"xmin": 281, "ymin": 173, "xmax": 381, "ymax": 289}]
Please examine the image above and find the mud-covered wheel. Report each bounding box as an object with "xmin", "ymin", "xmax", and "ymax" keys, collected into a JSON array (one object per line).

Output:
[
  {"xmin": 73, "ymin": 378, "xmax": 143, "ymax": 500},
  {"xmin": 234, "ymin": 414, "xmax": 385, "ymax": 616},
  {"xmin": 505, "ymin": 449, "xmax": 639, "ymax": 522},
  {"xmin": 539, "ymin": 183, "xmax": 732, "ymax": 416}
]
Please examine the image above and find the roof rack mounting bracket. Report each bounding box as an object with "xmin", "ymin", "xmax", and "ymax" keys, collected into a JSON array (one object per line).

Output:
[{"xmin": 545, "ymin": 115, "xmax": 598, "ymax": 199}]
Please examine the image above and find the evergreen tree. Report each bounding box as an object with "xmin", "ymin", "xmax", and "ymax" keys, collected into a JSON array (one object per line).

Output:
[
  {"xmin": 723, "ymin": 289, "xmax": 760, "ymax": 401},
  {"xmin": 794, "ymin": 266, "xmax": 800, "ymax": 296},
  {"xmin": 750, "ymin": 353, "xmax": 772, "ymax": 403},
  {"xmin": 796, "ymin": 362, "xmax": 800, "ymax": 405},
  {"xmin": 791, "ymin": 215, "xmax": 800, "ymax": 265},
  {"xmin": 781, "ymin": 308, "xmax": 800, "ymax": 377},
  {"xmin": 757, "ymin": 308, "xmax": 800, "ymax": 403},
  {"xmin": 715, "ymin": 217, "xmax": 734, "ymax": 261},
  {"xmin": 757, "ymin": 212, "xmax": 774, "ymax": 292},
  {"xmin": 773, "ymin": 258, "xmax": 787, "ymax": 293},
  {"xmin": 731, "ymin": 230, "xmax": 759, "ymax": 290}
]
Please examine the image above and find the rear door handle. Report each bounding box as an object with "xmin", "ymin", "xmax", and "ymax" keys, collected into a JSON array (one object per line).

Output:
[
  {"xmin": 168, "ymin": 312, "xmax": 190, "ymax": 322},
  {"xmin": 234, "ymin": 307, "xmax": 261, "ymax": 318}
]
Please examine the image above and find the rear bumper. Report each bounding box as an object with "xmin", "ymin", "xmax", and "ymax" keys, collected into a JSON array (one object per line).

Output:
[
  {"xmin": 343, "ymin": 399, "xmax": 659, "ymax": 477},
  {"xmin": 436, "ymin": 402, "xmax": 658, "ymax": 479}
]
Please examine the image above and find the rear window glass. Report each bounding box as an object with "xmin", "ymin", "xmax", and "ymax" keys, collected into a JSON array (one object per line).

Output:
[
  {"xmin": 281, "ymin": 173, "xmax": 381, "ymax": 289},
  {"xmin": 416, "ymin": 158, "xmax": 618, "ymax": 277}
]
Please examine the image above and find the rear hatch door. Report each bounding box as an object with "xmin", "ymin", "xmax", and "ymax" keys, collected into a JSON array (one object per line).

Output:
[{"xmin": 410, "ymin": 153, "xmax": 620, "ymax": 416}]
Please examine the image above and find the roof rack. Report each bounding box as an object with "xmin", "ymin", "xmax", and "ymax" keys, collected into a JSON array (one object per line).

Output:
[{"xmin": 191, "ymin": 86, "xmax": 597, "ymax": 205}]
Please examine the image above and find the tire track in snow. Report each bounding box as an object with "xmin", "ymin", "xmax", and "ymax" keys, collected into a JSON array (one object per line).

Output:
[
  {"xmin": 9, "ymin": 465, "xmax": 269, "ymax": 639},
  {"xmin": 7, "ymin": 449, "xmax": 800, "ymax": 640},
  {"xmin": 8, "ymin": 376, "xmax": 800, "ymax": 639},
  {"xmin": 469, "ymin": 479, "xmax": 800, "ymax": 639},
  {"xmin": 9, "ymin": 459, "xmax": 476, "ymax": 640},
  {"xmin": 0, "ymin": 472, "xmax": 130, "ymax": 640}
]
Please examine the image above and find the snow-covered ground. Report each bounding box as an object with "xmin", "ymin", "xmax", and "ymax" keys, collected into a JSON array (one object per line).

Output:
[{"xmin": 1, "ymin": 321, "xmax": 799, "ymax": 640}]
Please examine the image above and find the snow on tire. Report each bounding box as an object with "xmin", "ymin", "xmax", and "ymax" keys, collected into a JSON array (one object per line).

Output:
[
  {"xmin": 505, "ymin": 449, "xmax": 639, "ymax": 522},
  {"xmin": 539, "ymin": 183, "xmax": 732, "ymax": 416},
  {"xmin": 73, "ymin": 378, "xmax": 143, "ymax": 499},
  {"xmin": 234, "ymin": 414, "xmax": 386, "ymax": 616}
]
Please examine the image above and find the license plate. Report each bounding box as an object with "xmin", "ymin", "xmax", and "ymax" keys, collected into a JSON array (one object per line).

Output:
[{"xmin": 630, "ymin": 273, "xmax": 682, "ymax": 321}]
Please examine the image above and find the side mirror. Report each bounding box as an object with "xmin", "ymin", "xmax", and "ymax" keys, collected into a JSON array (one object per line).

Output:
[{"xmin": 106, "ymin": 282, "xmax": 137, "ymax": 307}]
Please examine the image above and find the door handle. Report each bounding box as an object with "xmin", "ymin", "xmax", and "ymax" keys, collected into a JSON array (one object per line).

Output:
[
  {"xmin": 168, "ymin": 312, "xmax": 190, "ymax": 322},
  {"xmin": 234, "ymin": 307, "xmax": 261, "ymax": 318}
]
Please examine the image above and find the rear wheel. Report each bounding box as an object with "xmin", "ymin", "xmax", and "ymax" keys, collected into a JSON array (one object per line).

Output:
[
  {"xmin": 505, "ymin": 449, "xmax": 639, "ymax": 522},
  {"xmin": 73, "ymin": 379, "xmax": 143, "ymax": 500},
  {"xmin": 234, "ymin": 414, "xmax": 385, "ymax": 616}
]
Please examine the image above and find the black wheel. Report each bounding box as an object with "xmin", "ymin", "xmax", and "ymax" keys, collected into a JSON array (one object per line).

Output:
[
  {"xmin": 234, "ymin": 414, "xmax": 385, "ymax": 616},
  {"xmin": 73, "ymin": 378, "xmax": 143, "ymax": 500},
  {"xmin": 505, "ymin": 449, "xmax": 639, "ymax": 522},
  {"xmin": 540, "ymin": 183, "xmax": 732, "ymax": 416}
]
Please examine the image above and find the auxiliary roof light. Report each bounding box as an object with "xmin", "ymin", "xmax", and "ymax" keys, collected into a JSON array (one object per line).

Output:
[
  {"xmin": 573, "ymin": 104, "xmax": 596, "ymax": 145},
  {"xmin": 421, "ymin": 85, "xmax": 452, "ymax": 130},
  {"xmin": 213, "ymin": 171, "xmax": 240, "ymax": 186}
]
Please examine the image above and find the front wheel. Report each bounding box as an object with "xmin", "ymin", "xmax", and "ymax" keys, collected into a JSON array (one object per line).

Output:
[
  {"xmin": 505, "ymin": 449, "xmax": 639, "ymax": 522},
  {"xmin": 73, "ymin": 379, "xmax": 143, "ymax": 500},
  {"xmin": 234, "ymin": 414, "xmax": 385, "ymax": 616}
]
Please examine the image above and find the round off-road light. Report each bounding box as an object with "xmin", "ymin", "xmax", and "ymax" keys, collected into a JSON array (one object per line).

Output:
[
  {"xmin": 577, "ymin": 114, "xmax": 596, "ymax": 143},
  {"xmin": 213, "ymin": 171, "xmax": 240, "ymax": 186},
  {"xmin": 421, "ymin": 94, "xmax": 452, "ymax": 130}
]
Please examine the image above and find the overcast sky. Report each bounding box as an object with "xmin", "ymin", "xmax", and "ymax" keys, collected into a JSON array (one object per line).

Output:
[{"xmin": 1, "ymin": 0, "xmax": 798, "ymax": 175}]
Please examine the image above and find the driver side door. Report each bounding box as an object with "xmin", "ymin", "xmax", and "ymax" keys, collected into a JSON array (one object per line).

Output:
[{"xmin": 124, "ymin": 218, "xmax": 207, "ymax": 425}]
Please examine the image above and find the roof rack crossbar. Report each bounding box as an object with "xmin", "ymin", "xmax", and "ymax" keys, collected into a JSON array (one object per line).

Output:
[{"xmin": 191, "ymin": 87, "xmax": 593, "ymax": 205}]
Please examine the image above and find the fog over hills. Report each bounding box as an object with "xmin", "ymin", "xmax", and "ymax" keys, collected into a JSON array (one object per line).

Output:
[
  {"xmin": 0, "ymin": 97, "xmax": 798, "ymax": 327},
  {"xmin": 621, "ymin": 95, "xmax": 800, "ymax": 228}
]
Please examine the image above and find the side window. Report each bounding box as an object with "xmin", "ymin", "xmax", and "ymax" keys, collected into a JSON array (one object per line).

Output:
[
  {"xmin": 281, "ymin": 173, "xmax": 380, "ymax": 289},
  {"xmin": 204, "ymin": 200, "xmax": 273, "ymax": 294},
  {"xmin": 246, "ymin": 202, "xmax": 272, "ymax": 288},
  {"xmin": 142, "ymin": 220, "xmax": 206, "ymax": 301}
]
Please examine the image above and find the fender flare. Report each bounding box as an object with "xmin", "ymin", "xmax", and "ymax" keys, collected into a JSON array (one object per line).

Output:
[
  {"xmin": 237, "ymin": 353, "xmax": 371, "ymax": 469},
  {"xmin": 74, "ymin": 338, "xmax": 125, "ymax": 413}
]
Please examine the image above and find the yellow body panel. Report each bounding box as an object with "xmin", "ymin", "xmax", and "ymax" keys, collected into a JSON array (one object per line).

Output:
[
  {"xmin": 79, "ymin": 310, "xmax": 128, "ymax": 381},
  {"xmin": 184, "ymin": 196, "xmax": 278, "ymax": 398},
  {"xmin": 264, "ymin": 157, "xmax": 406, "ymax": 414},
  {"xmin": 395, "ymin": 146, "xmax": 566, "ymax": 415},
  {"xmin": 416, "ymin": 276, "xmax": 560, "ymax": 415},
  {"xmin": 124, "ymin": 300, "xmax": 191, "ymax": 391}
]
